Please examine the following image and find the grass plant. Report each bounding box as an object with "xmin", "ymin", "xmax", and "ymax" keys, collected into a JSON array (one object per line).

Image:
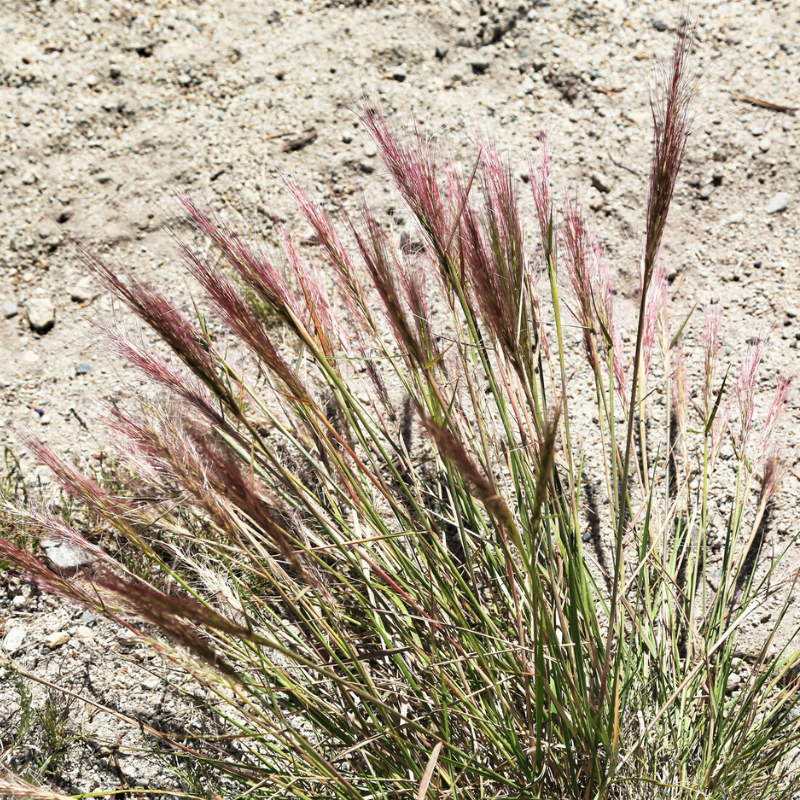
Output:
[{"xmin": 2, "ymin": 24, "xmax": 800, "ymax": 800}]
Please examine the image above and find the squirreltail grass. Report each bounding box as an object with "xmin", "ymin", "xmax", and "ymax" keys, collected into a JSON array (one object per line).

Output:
[{"xmin": 3, "ymin": 23, "xmax": 800, "ymax": 800}]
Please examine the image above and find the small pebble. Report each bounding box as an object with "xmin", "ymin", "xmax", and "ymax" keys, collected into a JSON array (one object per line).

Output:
[
  {"xmin": 73, "ymin": 625, "xmax": 95, "ymax": 642},
  {"xmin": 758, "ymin": 138, "xmax": 771, "ymax": 153},
  {"xmin": 41, "ymin": 539, "xmax": 96, "ymax": 573},
  {"xmin": 651, "ymin": 18, "xmax": 668, "ymax": 32},
  {"xmin": 75, "ymin": 363, "xmax": 91, "ymax": 375},
  {"xmin": 178, "ymin": 73, "xmax": 192, "ymax": 86},
  {"xmin": 132, "ymin": 42, "xmax": 154, "ymax": 57},
  {"xmin": 392, "ymin": 64, "xmax": 407, "ymax": 82},
  {"xmin": 26, "ymin": 297, "xmax": 56, "ymax": 333},
  {"xmin": 435, "ymin": 45, "xmax": 448, "ymax": 60},
  {"xmin": 42, "ymin": 631, "xmax": 70, "ymax": 649},
  {"xmin": 748, "ymin": 123, "xmax": 764, "ymax": 137},
  {"xmin": 363, "ymin": 142, "xmax": 377, "ymax": 158},
  {"xmin": 70, "ymin": 277, "xmax": 96, "ymax": 302},
  {"xmin": 726, "ymin": 672, "xmax": 742, "ymax": 693},
  {"xmin": 782, "ymin": 118, "xmax": 793, "ymax": 131},
  {"xmin": 699, "ymin": 185, "xmax": 714, "ymax": 200},
  {"xmin": 470, "ymin": 58, "xmax": 490, "ymax": 75},
  {"xmin": 2, "ymin": 301, "xmax": 19, "ymax": 319},
  {"xmin": 2, "ymin": 627, "xmax": 27, "ymax": 654},
  {"xmin": 80, "ymin": 610, "xmax": 97, "ymax": 627},
  {"xmin": 590, "ymin": 171, "xmax": 613, "ymax": 194},
  {"xmin": 766, "ymin": 192, "xmax": 791, "ymax": 214},
  {"xmin": 587, "ymin": 188, "xmax": 604, "ymax": 211},
  {"xmin": 341, "ymin": 131, "xmax": 353, "ymax": 143}
]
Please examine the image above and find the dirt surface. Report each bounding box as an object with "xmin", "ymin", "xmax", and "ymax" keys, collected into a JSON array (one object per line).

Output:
[{"xmin": 2, "ymin": 0, "xmax": 800, "ymax": 794}]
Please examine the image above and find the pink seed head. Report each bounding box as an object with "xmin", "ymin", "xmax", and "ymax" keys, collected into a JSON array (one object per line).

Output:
[
  {"xmin": 702, "ymin": 301, "xmax": 721, "ymax": 415},
  {"xmin": 735, "ymin": 334, "xmax": 766, "ymax": 451},
  {"xmin": 760, "ymin": 375, "xmax": 791, "ymax": 463},
  {"xmin": 642, "ymin": 260, "xmax": 667, "ymax": 380},
  {"xmin": 530, "ymin": 130, "xmax": 553, "ymax": 257}
]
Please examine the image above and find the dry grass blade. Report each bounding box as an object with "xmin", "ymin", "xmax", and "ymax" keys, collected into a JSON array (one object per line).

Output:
[
  {"xmin": 416, "ymin": 741, "xmax": 443, "ymax": 800},
  {"xmin": 0, "ymin": 773, "xmax": 75, "ymax": 800}
]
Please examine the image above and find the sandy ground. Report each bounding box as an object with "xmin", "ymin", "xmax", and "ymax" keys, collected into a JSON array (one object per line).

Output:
[{"xmin": 1, "ymin": 0, "xmax": 800, "ymax": 793}]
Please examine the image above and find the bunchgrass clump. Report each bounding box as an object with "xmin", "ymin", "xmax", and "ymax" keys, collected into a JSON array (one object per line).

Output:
[{"xmin": 2, "ymin": 25, "xmax": 800, "ymax": 800}]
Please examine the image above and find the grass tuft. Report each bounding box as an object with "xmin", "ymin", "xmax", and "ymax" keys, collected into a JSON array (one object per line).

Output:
[{"xmin": 3, "ymin": 25, "xmax": 800, "ymax": 800}]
